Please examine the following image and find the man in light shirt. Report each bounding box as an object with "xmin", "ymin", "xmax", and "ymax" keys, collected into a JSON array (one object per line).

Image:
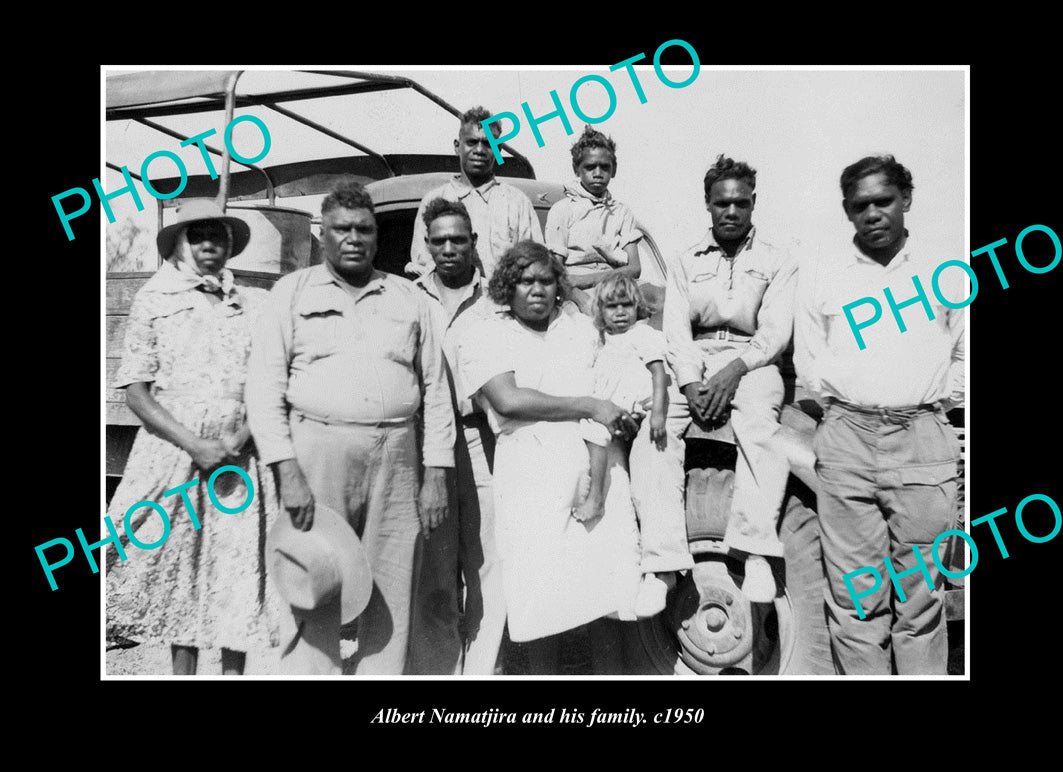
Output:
[
  {"xmin": 650, "ymin": 155, "xmax": 797, "ymax": 612},
  {"xmin": 409, "ymin": 198, "xmax": 505, "ymax": 675},
  {"xmin": 246, "ymin": 181, "xmax": 454, "ymax": 675},
  {"xmin": 794, "ymin": 155, "xmax": 964, "ymax": 675},
  {"xmin": 406, "ymin": 106, "xmax": 543, "ymax": 281}
]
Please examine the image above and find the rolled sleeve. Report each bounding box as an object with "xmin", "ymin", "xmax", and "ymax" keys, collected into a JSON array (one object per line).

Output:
[
  {"xmin": 245, "ymin": 281, "xmax": 298, "ymax": 466},
  {"xmin": 739, "ymin": 253, "xmax": 798, "ymax": 371},
  {"xmin": 616, "ymin": 203, "xmax": 642, "ymax": 250},
  {"xmin": 416, "ymin": 292, "xmax": 456, "ymax": 468}
]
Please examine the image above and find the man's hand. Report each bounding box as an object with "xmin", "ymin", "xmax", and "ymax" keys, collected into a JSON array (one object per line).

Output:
[
  {"xmin": 418, "ymin": 466, "xmax": 449, "ymax": 536},
  {"xmin": 702, "ymin": 359, "xmax": 749, "ymax": 422},
  {"xmin": 275, "ymin": 458, "xmax": 314, "ymax": 531},
  {"xmin": 682, "ymin": 382, "xmax": 713, "ymax": 424},
  {"xmin": 589, "ymin": 399, "xmax": 639, "ymax": 441}
]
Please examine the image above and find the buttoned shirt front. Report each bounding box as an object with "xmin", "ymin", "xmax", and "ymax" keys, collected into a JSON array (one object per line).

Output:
[
  {"xmin": 794, "ymin": 235, "xmax": 965, "ymax": 409},
  {"xmin": 544, "ymin": 179, "xmax": 642, "ymax": 275},
  {"xmin": 409, "ymin": 175, "xmax": 544, "ymax": 280},
  {"xmin": 664, "ymin": 226, "xmax": 798, "ymax": 388},
  {"xmin": 246, "ymin": 264, "xmax": 455, "ymax": 468},
  {"xmin": 414, "ymin": 267, "xmax": 502, "ymax": 418}
]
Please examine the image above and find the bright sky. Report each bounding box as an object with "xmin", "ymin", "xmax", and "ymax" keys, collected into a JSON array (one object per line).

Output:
[{"xmin": 104, "ymin": 66, "xmax": 965, "ymax": 281}]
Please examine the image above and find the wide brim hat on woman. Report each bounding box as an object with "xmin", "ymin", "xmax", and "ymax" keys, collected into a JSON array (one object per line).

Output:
[
  {"xmin": 266, "ymin": 502, "xmax": 373, "ymax": 626},
  {"xmin": 156, "ymin": 199, "xmax": 251, "ymax": 259}
]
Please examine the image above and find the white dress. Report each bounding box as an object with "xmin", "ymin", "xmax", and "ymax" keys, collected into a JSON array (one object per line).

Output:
[
  {"xmin": 592, "ymin": 321, "xmax": 667, "ymax": 413},
  {"xmin": 458, "ymin": 309, "xmax": 641, "ymax": 641}
]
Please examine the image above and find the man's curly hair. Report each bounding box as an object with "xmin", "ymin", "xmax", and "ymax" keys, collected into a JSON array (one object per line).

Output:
[
  {"xmin": 461, "ymin": 105, "xmax": 503, "ymax": 138},
  {"xmin": 488, "ymin": 240, "xmax": 573, "ymax": 307},
  {"xmin": 840, "ymin": 154, "xmax": 914, "ymax": 199},
  {"xmin": 422, "ymin": 197, "xmax": 473, "ymax": 232},
  {"xmin": 321, "ymin": 179, "xmax": 374, "ymax": 216},
  {"xmin": 703, "ymin": 155, "xmax": 756, "ymax": 204},
  {"xmin": 570, "ymin": 125, "xmax": 618, "ymax": 174}
]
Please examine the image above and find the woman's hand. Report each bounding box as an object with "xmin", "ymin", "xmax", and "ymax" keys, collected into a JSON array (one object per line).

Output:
[
  {"xmin": 590, "ymin": 399, "xmax": 639, "ymax": 441},
  {"xmin": 220, "ymin": 424, "xmax": 251, "ymax": 459},
  {"xmin": 188, "ymin": 438, "xmax": 230, "ymax": 474}
]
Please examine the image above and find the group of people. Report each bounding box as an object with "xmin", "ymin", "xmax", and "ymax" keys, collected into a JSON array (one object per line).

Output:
[{"xmin": 105, "ymin": 105, "xmax": 964, "ymax": 677}]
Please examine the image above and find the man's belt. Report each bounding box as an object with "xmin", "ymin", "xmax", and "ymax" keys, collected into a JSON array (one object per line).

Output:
[
  {"xmin": 692, "ymin": 324, "xmax": 754, "ymax": 342},
  {"xmin": 826, "ymin": 397, "xmax": 940, "ymax": 420}
]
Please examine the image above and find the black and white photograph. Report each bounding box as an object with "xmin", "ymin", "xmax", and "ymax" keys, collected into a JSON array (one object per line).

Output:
[
  {"xmin": 94, "ymin": 63, "xmax": 971, "ymax": 679},
  {"xmin": 20, "ymin": 37, "xmax": 1061, "ymax": 731}
]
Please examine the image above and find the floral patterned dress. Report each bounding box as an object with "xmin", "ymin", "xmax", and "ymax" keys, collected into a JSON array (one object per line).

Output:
[{"xmin": 106, "ymin": 261, "xmax": 280, "ymax": 652}]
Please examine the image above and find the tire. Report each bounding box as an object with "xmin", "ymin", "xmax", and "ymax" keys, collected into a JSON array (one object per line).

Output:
[
  {"xmin": 633, "ymin": 468, "xmax": 834, "ymax": 675},
  {"xmin": 777, "ymin": 484, "xmax": 834, "ymax": 674}
]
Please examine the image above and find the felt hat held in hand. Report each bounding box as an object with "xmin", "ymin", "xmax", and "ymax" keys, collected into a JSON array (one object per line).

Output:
[{"xmin": 267, "ymin": 502, "xmax": 372, "ymax": 625}]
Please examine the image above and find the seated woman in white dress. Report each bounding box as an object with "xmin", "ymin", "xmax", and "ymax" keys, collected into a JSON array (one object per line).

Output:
[{"xmin": 456, "ymin": 240, "xmax": 643, "ymax": 674}]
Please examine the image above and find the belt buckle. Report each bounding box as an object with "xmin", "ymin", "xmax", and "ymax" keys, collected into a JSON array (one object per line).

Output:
[{"xmin": 716, "ymin": 328, "xmax": 728, "ymax": 341}]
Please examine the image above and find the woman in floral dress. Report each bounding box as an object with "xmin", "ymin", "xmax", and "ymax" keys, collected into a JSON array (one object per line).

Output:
[{"xmin": 106, "ymin": 200, "xmax": 279, "ymax": 675}]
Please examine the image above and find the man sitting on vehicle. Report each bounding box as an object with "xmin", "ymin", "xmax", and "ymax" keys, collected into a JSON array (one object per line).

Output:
[
  {"xmin": 644, "ymin": 155, "xmax": 798, "ymax": 609},
  {"xmin": 406, "ymin": 106, "xmax": 543, "ymax": 281}
]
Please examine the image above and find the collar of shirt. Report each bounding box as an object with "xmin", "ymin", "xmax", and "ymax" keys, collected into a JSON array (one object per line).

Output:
[
  {"xmin": 693, "ymin": 225, "xmax": 757, "ymax": 258},
  {"xmin": 843, "ymin": 230, "xmax": 916, "ymax": 273},
  {"xmin": 449, "ymin": 174, "xmax": 499, "ymax": 202},
  {"xmin": 143, "ymin": 260, "xmax": 242, "ymax": 307},
  {"xmin": 314, "ymin": 262, "xmax": 388, "ymax": 303},
  {"xmin": 563, "ymin": 178, "xmax": 615, "ymax": 208},
  {"xmin": 414, "ymin": 266, "xmax": 484, "ymax": 310}
]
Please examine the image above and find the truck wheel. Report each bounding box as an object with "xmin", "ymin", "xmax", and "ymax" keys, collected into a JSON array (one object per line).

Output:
[
  {"xmin": 634, "ymin": 551, "xmax": 796, "ymax": 675},
  {"xmin": 777, "ymin": 487, "xmax": 834, "ymax": 674}
]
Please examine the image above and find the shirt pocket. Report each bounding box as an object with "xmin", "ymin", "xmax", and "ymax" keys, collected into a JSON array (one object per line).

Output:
[
  {"xmin": 372, "ymin": 305, "xmax": 419, "ymax": 368},
  {"xmin": 690, "ymin": 268, "xmax": 719, "ymax": 283},
  {"xmin": 294, "ymin": 290, "xmax": 347, "ymax": 361}
]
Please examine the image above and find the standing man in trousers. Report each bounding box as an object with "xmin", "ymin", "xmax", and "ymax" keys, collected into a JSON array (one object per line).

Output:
[
  {"xmin": 795, "ymin": 155, "xmax": 964, "ymax": 674},
  {"xmin": 247, "ymin": 181, "xmax": 454, "ymax": 674},
  {"xmin": 409, "ymin": 198, "xmax": 505, "ymax": 675}
]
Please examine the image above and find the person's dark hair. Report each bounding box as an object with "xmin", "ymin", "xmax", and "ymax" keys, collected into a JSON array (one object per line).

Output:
[
  {"xmin": 703, "ymin": 154, "xmax": 756, "ymax": 203},
  {"xmin": 461, "ymin": 105, "xmax": 502, "ymax": 137},
  {"xmin": 422, "ymin": 197, "xmax": 472, "ymax": 232},
  {"xmin": 488, "ymin": 240, "xmax": 572, "ymax": 307},
  {"xmin": 839, "ymin": 154, "xmax": 914, "ymax": 199},
  {"xmin": 570, "ymin": 125, "xmax": 617, "ymax": 174},
  {"xmin": 321, "ymin": 180, "xmax": 374, "ymax": 216}
]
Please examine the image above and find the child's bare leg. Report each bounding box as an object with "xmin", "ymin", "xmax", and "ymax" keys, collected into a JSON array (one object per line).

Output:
[{"xmin": 573, "ymin": 441, "xmax": 608, "ymax": 522}]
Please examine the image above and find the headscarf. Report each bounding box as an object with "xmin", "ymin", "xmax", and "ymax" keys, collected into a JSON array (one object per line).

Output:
[{"xmin": 169, "ymin": 221, "xmax": 237, "ymax": 297}]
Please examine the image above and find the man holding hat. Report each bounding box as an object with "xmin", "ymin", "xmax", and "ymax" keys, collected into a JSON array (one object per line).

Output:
[{"xmin": 247, "ymin": 181, "xmax": 455, "ymax": 675}]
